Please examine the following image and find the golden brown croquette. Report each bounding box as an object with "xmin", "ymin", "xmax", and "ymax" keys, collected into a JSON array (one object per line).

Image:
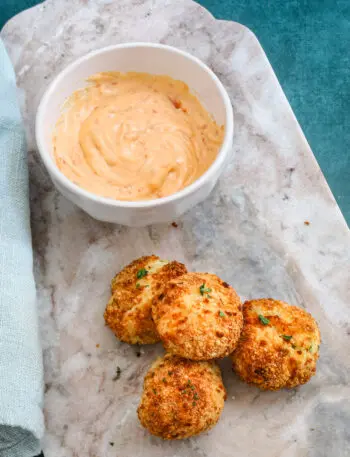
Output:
[
  {"xmin": 231, "ymin": 298, "xmax": 321, "ymax": 390},
  {"xmin": 152, "ymin": 272, "xmax": 243, "ymax": 360},
  {"xmin": 104, "ymin": 255, "xmax": 187, "ymax": 344},
  {"xmin": 137, "ymin": 354, "xmax": 226, "ymax": 439}
]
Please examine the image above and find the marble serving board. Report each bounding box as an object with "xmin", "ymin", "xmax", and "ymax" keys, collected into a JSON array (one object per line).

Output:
[{"xmin": 2, "ymin": 1, "xmax": 350, "ymax": 456}]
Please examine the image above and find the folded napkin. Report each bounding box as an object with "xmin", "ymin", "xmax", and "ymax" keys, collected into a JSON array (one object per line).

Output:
[{"xmin": 0, "ymin": 40, "xmax": 44, "ymax": 457}]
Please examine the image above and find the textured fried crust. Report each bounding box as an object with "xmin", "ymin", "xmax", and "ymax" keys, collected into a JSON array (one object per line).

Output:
[
  {"xmin": 231, "ymin": 298, "xmax": 321, "ymax": 390},
  {"xmin": 104, "ymin": 256, "xmax": 187, "ymax": 344},
  {"xmin": 137, "ymin": 354, "xmax": 226, "ymax": 439},
  {"xmin": 152, "ymin": 272, "xmax": 243, "ymax": 360}
]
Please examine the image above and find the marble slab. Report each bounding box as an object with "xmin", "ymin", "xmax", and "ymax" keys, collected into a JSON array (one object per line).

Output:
[{"xmin": 2, "ymin": 1, "xmax": 350, "ymax": 456}]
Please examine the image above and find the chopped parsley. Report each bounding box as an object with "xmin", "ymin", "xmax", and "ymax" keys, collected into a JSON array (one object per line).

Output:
[
  {"xmin": 168, "ymin": 371, "xmax": 173, "ymax": 376},
  {"xmin": 219, "ymin": 310, "xmax": 226, "ymax": 318},
  {"xmin": 162, "ymin": 378, "xmax": 167, "ymax": 383},
  {"xmin": 199, "ymin": 284, "xmax": 212, "ymax": 296},
  {"xmin": 192, "ymin": 401, "xmax": 197, "ymax": 406},
  {"xmin": 153, "ymin": 388, "xmax": 157, "ymax": 394},
  {"xmin": 258, "ymin": 314, "xmax": 270, "ymax": 325},
  {"xmin": 193, "ymin": 393, "xmax": 199, "ymax": 401},
  {"xmin": 136, "ymin": 283, "xmax": 141, "ymax": 289},
  {"xmin": 308, "ymin": 344, "xmax": 313, "ymax": 352},
  {"xmin": 186, "ymin": 379, "xmax": 195, "ymax": 390},
  {"xmin": 137, "ymin": 268, "xmax": 148, "ymax": 279},
  {"xmin": 281, "ymin": 335, "xmax": 292, "ymax": 341}
]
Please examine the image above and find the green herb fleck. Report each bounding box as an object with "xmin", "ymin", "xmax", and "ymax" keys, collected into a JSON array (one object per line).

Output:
[
  {"xmin": 144, "ymin": 284, "xmax": 150, "ymax": 288},
  {"xmin": 137, "ymin": 268, "xmax": 148, "ymax": 279},
  {"xmin": 281, "ymin": 335, "xmax": 292, "ymax": 341},
  {"xmin": 194, "ymin": 393, "xmax": 199, "ymax": 401},
  {"xmin": 192, "ymin": 401, "xmax": 197, "ymax": 406},
  {"xmin": 258, "ymin": 314, "xmax": 270, "ymax": 325},
  {"xmin": 199, "ymin": 284, "xmax": 212, "ymax": 296},
  {"xmin": 162, "ymin": 378, "xmax": 167, "ymax": 383},
  {"xmin": 136, "ymin": 283, "xmax": 141, "ymax": 289},
  {"xmin": 153, "ymin": 388, "xmax": 157, "ymax": 394},
  {"xmin": 292, "ymin": 344, "xmax": 297, "ymax": 349},
  {"xmin": 308, "ymin": 344, "xmax": 313, "ymax": 352},
  {"xmin": 168, "ymin": 371, "xmax": 173, "ymax": 376},
  {"xmin": 219, "ymin": 310, "xmax": 226, "ymax": 318},
  {"xmin": 186, "ymin": 383, "xmax": 195, "ymax": 390}
]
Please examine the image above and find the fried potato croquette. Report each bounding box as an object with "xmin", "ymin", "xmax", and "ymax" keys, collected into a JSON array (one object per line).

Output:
[
  {"xmin": 231, "ymin": 298, "xmax": 321, "ymax": 390},
  {"xmin": 104, "ymin": 255, "xmax": 187, "ymax": 344},
  {"xmin": 137, "ymin": 354, "xmax": 226, "ymax": 439},
  {"xmin": 152, "ymin": 272, "xmax": 243, "ymax": 360}
]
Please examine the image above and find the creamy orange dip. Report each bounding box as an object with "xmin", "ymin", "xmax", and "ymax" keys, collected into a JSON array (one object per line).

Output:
[{"xmin": 53, "ymin": 72, "xmax": 224, "ymax": 201}]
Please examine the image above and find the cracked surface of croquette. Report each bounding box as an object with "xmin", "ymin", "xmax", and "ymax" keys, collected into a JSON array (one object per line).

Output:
[
  {"xmin": 104, "ymin": 255, "xmax": 187, "ymax": 344},
  {"xmin": 152, "ymin": 272, "xmax": 243, "ymax": 360},
  {"xmin": 231, "ymin": 298, "xmax": 321, "ymax": 390},
  {"xmin": 137, "ymin": 354, "xmax": 226, "ymax": 439}
]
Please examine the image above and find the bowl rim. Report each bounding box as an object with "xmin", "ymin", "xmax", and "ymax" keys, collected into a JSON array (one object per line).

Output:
[{"xmin": 35, "ymin": 42, "xmax": 234, "ymax": 208}]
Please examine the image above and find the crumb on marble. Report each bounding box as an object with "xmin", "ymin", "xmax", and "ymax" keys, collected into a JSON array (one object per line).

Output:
[
  {"xmin": 113, "ymin": 366, "xmax": 122, "ymax": 381},
  {"xmin": 304, "ymin": 221, "xmax": 310, "ymax": 226},
  {"xmin": 171, "ymin": 222, "xmax": 178, "ymax": 228},
  {"xmin": 96, "ymin": 343, "xmax": 100, "ymax": 348},
  {"xmin": 109, "ymin": 441, "xmax": 114, "ymax": 446}
]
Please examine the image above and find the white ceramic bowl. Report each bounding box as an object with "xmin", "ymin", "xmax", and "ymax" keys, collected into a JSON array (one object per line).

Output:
[{"xmin": 36, "ymin": 43, "xmax": 234, "ymax": 226}]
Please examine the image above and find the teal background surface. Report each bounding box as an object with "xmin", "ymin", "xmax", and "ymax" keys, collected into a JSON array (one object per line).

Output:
[{"xmin": 1, "ymin": 0, "xmax": 349, "ymax": 224}]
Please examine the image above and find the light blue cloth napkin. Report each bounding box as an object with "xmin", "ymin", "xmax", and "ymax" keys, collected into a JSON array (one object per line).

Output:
[{"xmin": 0, "ymin": 40, "xmax": 44, "ymax": 457}]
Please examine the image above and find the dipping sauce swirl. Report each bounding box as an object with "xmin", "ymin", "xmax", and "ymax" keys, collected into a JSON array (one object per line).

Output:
[{"xmin": 53, "ymin": 72, "xmax": 224, "ymax": 201}]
